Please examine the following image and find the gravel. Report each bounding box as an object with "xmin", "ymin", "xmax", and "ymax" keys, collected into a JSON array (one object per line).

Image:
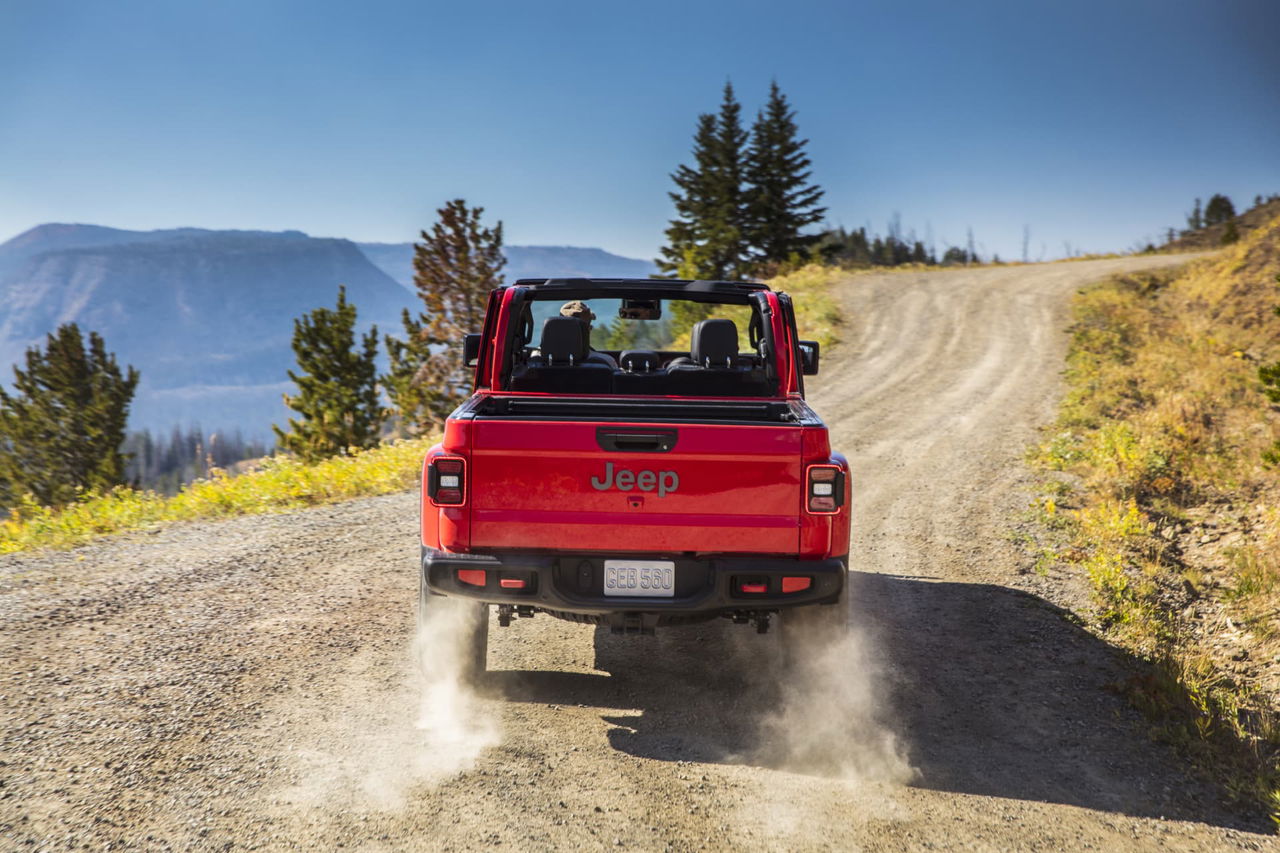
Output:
[{"xmin": 2, "ymin": 255, "xmax": 1274, "ymax": 851}]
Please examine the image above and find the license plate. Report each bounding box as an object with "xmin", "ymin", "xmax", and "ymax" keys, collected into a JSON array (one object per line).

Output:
[{"xmin": 603, "ymin": 560, "xmax": 675, "ymax": 597}]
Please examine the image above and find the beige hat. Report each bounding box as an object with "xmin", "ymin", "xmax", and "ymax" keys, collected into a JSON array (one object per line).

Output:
[{"xmin": 560, "ymin": 300, "xmax": 595, "ymax": 322}]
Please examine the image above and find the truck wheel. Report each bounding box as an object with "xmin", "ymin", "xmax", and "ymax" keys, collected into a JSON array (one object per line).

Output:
[{"xmin": 418, "ymin": 573, "xmax": 489, "ymax": 679}]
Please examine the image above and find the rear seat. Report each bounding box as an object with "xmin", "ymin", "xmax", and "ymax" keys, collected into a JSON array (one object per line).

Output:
[
  {"xmin": 510, "ymin": 317, "xmax": 772, "ymax": 396},
  {"xmin": 612, "ymin": 349, "xmax": 667, "ymax": 395},
  {"xmin": 509, "ymin": 317, "xmax": 613, "ymax": 394}
]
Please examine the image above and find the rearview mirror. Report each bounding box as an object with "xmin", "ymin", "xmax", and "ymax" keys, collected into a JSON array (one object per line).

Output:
[
  {"xmin": 463, "ymin": 333, "xmax": 482, "ymax": 367},
  {"xmin": 618, "ymin": 299, "xmax": 661, "ymax": 321},
  {"xmin": 798, "ymin": 340, "xmax": 820, "ymax": 375}
]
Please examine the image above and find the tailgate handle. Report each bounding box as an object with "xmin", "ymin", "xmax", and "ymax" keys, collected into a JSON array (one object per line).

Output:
[{"xmin": 596, "ymin": 429, "xmax": 677, "ymax": 453}]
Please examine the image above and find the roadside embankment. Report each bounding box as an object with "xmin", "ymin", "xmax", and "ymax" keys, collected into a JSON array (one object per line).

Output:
[
  {"xmin": 1030, "ymin": 215, "xmax": 1280, "ymax": 822},
  {"xmin": 0, "ymin": 437, "xmax": 435, "ymax": 553}
]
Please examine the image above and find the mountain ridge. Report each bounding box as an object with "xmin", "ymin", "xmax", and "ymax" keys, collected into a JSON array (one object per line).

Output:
[{"xmin": 0, "ymin": 224, "xmax": 656, "ymax": 437}]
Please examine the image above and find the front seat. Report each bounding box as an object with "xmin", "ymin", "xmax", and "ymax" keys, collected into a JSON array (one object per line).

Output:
[
  {"xmin": 509, "ymin": 317, "xmax": 613, "ymax": 393},
  {"xmin": 669, "ymin": 319, "xmax": 740, "ymax": 368}
]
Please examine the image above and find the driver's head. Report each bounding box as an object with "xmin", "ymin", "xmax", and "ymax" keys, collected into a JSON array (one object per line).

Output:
[{"xmin": 560, "ymin": 300, "xmax": 595, "ymax": 328}]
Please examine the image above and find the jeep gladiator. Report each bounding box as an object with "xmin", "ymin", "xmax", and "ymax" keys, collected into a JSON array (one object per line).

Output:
[{"xmin": 420, "ymin": 277, "xmax": 851, "ymax": 673}]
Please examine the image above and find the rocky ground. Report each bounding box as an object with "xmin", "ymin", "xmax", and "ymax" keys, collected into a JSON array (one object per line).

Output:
[{"xmin": 3, "ymin": 254, "xmax": 1275, "ymax": 851}]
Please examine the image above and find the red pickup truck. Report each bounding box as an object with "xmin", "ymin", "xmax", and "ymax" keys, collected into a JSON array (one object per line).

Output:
[{"xmin": 420, "ymin": 277, "xmax": 850, "ymax": 674}]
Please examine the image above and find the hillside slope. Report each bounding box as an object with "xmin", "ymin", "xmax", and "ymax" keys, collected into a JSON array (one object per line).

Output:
[
  {"xmin": 1163, "ymin": 196, "xmax": 1280, "ymax": 252},
  {"xmin": 1034, "ymin": 215, "xmax": 1280, "ymax": 809}
]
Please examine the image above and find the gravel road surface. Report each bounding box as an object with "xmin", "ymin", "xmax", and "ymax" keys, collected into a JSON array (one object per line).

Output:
[{"xmin": 3, "ymin": 255, "xmax": 1275, "ymax": 851}]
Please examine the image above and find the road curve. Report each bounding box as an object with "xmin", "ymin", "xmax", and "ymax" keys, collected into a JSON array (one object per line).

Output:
[{"xmin": 2, "ymin": 254, "xmax": 1273, "ymax": 851}]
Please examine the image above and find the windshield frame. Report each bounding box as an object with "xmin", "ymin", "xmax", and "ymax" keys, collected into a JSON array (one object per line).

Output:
[{"xmin": 492, "ymin": 284, "xmax": 786, "ymax": 398}]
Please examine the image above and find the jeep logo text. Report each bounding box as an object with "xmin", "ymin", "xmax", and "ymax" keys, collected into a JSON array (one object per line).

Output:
[{"xmin": 590, "ymin": 462, "xmax": 679, "ymax": 497}]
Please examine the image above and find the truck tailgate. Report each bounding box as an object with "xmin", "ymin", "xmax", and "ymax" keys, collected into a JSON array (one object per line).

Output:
[{"xmin": 468, "ymin": 420, "xmax": 801, "ymax": 554}]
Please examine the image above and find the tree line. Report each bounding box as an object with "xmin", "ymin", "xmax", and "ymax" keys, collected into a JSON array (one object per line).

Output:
[
  {"xmin": 124, "ymin": 427, "xmax": 268, "ymax": 494},
  {"xmin": 1173, "ymin": 192, "xmax": 1279, "ymax": 247}
]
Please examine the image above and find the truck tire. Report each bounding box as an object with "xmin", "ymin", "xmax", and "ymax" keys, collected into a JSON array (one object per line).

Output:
[{"xmin": 418, "ymin": 572, "xmax": 489, "ymax": 679}]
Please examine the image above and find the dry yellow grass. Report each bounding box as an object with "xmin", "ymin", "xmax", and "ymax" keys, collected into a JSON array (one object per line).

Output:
[
  {"xmin": 0, "ymin": 437, "xmax": 435, "ymax": 554},
  {"xmin": 1033, "ymin": 214, "xmax": 1280, "ymax": 821}
]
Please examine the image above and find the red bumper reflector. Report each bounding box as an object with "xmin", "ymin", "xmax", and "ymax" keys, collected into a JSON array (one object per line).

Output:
[
  {"xmin": 457, "ymin": 569, "xmax": 486, "ymax": 587},
  {"xmin": 781, "ymin": 576, "xmax": 812, "ymax": 593},
  {"xmin": 740, "ymin": 583, "xmax": 767, "ymax": 594},
  {"xmin": 499, "ymin": 578, "xmax": 526, "ymax": 589}
]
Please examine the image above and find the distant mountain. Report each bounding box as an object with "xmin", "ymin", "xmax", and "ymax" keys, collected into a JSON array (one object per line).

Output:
[
  {"xmin": 0, "ymin": 224, "xmax": 657, "ymax": 438},
  {"xmin": 0, "ymin": 224, "xmax": 413, "ymax": 437},
  {"xmin": 357, "ymin": 242, "xmax": 657, "ymax": 291}
]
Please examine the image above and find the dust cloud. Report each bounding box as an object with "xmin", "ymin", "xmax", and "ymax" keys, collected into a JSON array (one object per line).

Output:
[
  {"xmin": 757, "ymin": 602, "xmax": 914, "ymax": 785},
  {"xmin": 280, "ymin": 600, "xmax": 499, "ymax": 810}
]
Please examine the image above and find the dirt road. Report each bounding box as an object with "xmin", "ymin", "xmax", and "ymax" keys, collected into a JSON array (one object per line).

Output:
[{"xmin": 3, "ymin": 255, "xmax": 1274, "ymax": 851}]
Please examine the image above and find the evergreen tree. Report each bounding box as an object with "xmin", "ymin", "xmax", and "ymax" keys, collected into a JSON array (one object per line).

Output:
[
  {"xmin": 1204, "ymin": 194, "xmax": 1236, "ymax": 226},
  {"xmin": 0, "ymin": 324, "xmax": 138, "ymax": 507},
  {"xmin": 383, "ymin": 199, "xmax": 505, "ymax": 432},
  {"xmin": 658, "ymin": 113, "xmax": 717, "ymax": 278},
  {"xmin": 1221, "ymin": 219, "xmax": 1240, "ymax": 245},
  {"xmin": 381, "ymin": 308, "xmax": 432, "ymax": 436},
  {"xmin": 274, "ymin": 286, "xmax": 385, "ymax": 462},
  {"xmin": 658, "ymin": 84, "xmax": 751, "ymax": 280},
  {"xmin": 1186, "ymin": 197, "xmax": 1204, "ymax": 231},
  {"xmin": 744, "ymin": 81, "xmax": 826, "ymax": 266}
]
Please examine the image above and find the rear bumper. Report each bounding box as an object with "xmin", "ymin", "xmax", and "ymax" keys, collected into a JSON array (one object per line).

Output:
[{"xmin": 421, "ymin": 547, "xmax": 846, "ymax": 617}]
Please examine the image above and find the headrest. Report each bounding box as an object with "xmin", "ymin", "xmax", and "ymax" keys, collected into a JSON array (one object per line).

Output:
[
  {"xmin": 690, "ymin": 319, "xmax": 738, "ymax": 367},
  {"xmin": 619, "ymin": 350, "xmax": 660, "ymax": 373},
  {"xmin": 540, "ymin": 316, "xmax": 588, "ymax": 364}
]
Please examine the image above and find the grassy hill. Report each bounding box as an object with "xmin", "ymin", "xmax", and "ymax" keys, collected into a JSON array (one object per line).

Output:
[
  {"xmin": 1163, "ymin": 196, "xmax": 1280, "ymax": 252},
  {"xmin": 1034, "ymin": 212, "xmax": 1280, "ymax": 818}
]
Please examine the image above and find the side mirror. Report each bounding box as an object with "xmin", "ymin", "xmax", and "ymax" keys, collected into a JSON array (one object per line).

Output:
[
  {"xmin": 462, "ymin": 333, "xmax": 482, "ymax": 368},
  {"xmin": 798, "ymin": 340, "xmax": 820, "ymax": 375}
]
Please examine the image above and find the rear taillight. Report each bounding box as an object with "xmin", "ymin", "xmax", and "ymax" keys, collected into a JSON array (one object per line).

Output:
[
  {"xmin": 457, "ymin": 569, "xmax": 486, "ymax": 587},
  {"xmin": 806, "ymin": 464, "xmax": 844, "ymax": 514},
  {"xmin": 428, "ymin": 456, "xmax": 466, "ymax": 506},
  {"xmin": 781, "ymin": 576, "xmax": 812, "ymax": 593}
]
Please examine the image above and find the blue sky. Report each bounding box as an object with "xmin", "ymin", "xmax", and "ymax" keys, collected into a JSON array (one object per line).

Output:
[{"xmin": 2, "ymin": 0, "xmax": 1277, "ymax": 261}]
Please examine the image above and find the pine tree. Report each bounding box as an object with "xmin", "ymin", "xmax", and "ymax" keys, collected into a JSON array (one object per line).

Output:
[
  {"xmin": 1187, "ymin": 198, "xmax": 1204, "ymax": 231},
  {"xmin": 274, "ymin": 286, "xmax": 385, "ymax": 462},
  {"xmin": 1204, "ymin": 194, "xmax": 1236, "ymax": 226},
  {"xmin": 658, "ymin": 113, "xmax": 717, "ymax": 278},
  {"xmin": 0, "ymin": 324, "xmax": 139, "ymax": 507},
  {"xmin": 1221, "ymin": 219, "xmax": 1240, "ymax": 245},
  {"xmin": 382, "ymin": 200, "xmax": 504, "ymax": 432},
  {"xmin": 744, "ymin": 81, "xmax": 826, "ymax": 266},
  {"xmin": 658, "ymin": 84, "xmax": 752, "ymax": 280},
  {"xmin": 381, "ymin": 308, "xmax": 432, "ymax": 436}
]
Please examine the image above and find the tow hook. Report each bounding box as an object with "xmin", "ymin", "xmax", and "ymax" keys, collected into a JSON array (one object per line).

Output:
[
  {"xmin": 730, "ymin": 610, "xmax": 773, "ymax": 633},
  {"xmin": 496, "ymin": 604, "xmax": 535, "ymax": 627},
  {"xmin": 609, "ymin": 612, "xmax": 659, "ymax": 636}
]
